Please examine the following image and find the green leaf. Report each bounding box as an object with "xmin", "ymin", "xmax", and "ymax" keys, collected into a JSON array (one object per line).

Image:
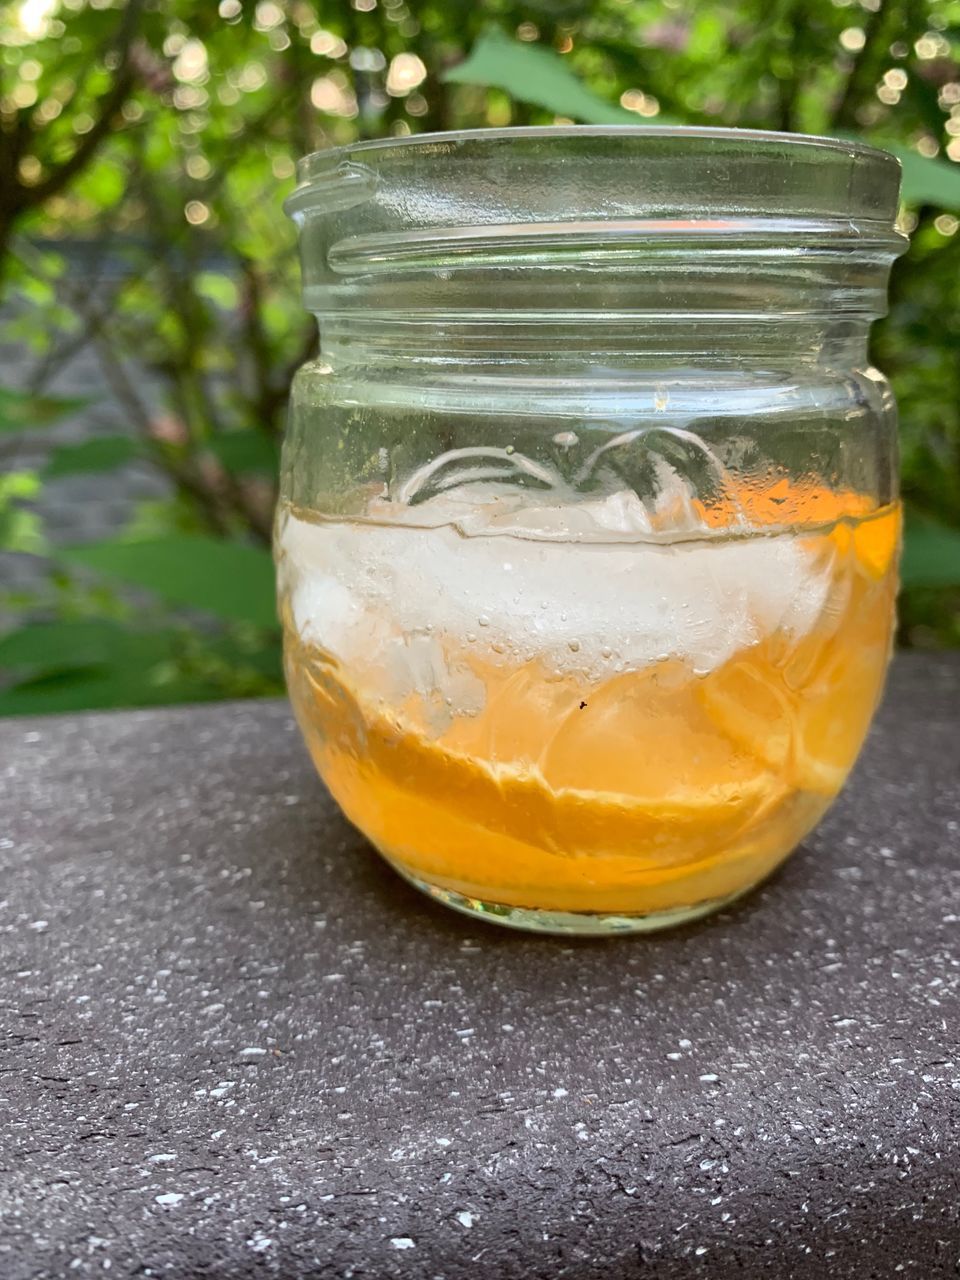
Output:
[
  {"xmin": 196, "ymin": 271, "xmax": 240, "ymax": 311},
  {"xmin": 901, "ymin": 514, "xmax": 960, "ymax": 588},
  {"xmin": 45, "ymin": 435, "xmax": 140, "ymax": 478},
  {"xmin": 688, "ymin": 11, "xmax": 726, "ymax": 61},
  {"xmin": 0, "ymin": 615, "xmax": 284, "ymax": 714},
  {"xmin": 0, "ymin": 508, "xmax": 46, "ymax": 555},
  {"xmin": 887, "ymin": 146, "xmax": 960, "ymax": 209},
  {"xmin": 0, "ymin": 387, "xmax": 90, "ymax": 433},
  {"xmin": 443, "ymin": 28, "xmax": 650, "ymax": 125},
  {"xmin": 0, "ymin": 622, "xmax": 216, "ymax": 716},
  {"xmin": 0, "ymin": 619, "xmax": 137, "ymax": 678},
  {"xmin": 207, "ymin": 432, "xmax": 279, "ymax": 476},
  {"xmin": 74, "ymin": 158, "xmax": 126, "ymax": 210},
  {"xmin": 0, "ymin": 470, "xmax": 41, "ymax": 502},
  {"xmin": 0, "ymin": 470, "xmax": 46, "ymax": 554},
  {"xmin": 60, "ymin": 534, "xmax": 278, "ymax": 629}
]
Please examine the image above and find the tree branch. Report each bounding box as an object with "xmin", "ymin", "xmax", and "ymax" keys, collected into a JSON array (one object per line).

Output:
[
  {"xmin": 831, "ymin": 0, "xmax": 892, "ymax": 130},
  {"xmin": 26, "ymin": 0, "xmax": 144, "ymax": 208}
]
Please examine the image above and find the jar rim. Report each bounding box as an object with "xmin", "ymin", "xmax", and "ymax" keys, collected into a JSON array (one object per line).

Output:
[
  {"xmin": 293, "ymin": 124, "xmax": 899, "ymax": 186},
  {"xmin": 286, "ymin": 124, "xmax": 905, "ymax": 320}
]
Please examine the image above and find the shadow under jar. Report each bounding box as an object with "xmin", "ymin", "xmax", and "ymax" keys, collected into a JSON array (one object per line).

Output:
[{"xmin": 276, "ymin": 127, "xmax": 906, "ymax": 935}]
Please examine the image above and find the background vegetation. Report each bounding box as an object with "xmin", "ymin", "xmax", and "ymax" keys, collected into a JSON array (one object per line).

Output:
[{"xmin": 2, "ymin": 0, "xmax": 960, "ymax": 714}]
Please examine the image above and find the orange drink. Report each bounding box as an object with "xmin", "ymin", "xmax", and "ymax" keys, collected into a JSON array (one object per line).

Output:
[{"xmin": 277, "ymin": 480, "xmax": 898, "ymax": 932}]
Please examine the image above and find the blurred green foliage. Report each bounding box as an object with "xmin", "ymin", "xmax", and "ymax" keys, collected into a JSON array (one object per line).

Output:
[{"xmin": 2, "ymin": 0, "xmax": 960, "ymax": 714}]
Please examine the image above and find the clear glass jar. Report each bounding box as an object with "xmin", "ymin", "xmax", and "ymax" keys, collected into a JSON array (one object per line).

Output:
[{"xmin": 276, "ymin": 127, "xmax": 905, "ymax": 935}]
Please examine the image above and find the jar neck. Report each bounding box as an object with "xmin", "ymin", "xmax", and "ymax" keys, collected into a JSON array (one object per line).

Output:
[
  {"xmin": 317, "ymin": 313, "xmax": 874, "ymax": 373},
  {"xmin": 308, "ymin": 220, "xmax": 900, "ymax": 373}
]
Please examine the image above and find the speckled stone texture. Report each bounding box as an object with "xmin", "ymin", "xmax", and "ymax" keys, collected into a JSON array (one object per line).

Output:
[{"xmin": 1, "ymin": 655, "xmax": 958, "ymax": 1280}]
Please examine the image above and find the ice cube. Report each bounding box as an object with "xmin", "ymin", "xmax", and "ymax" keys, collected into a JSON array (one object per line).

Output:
[{"xmin": 279, "ymin": 488, "xmax": 828, "ymax": 685}]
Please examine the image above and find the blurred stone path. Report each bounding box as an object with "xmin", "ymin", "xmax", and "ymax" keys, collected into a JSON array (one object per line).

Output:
[{"xmin": 0, "ymin": 303, "xmax": 170, "ymax": 555}]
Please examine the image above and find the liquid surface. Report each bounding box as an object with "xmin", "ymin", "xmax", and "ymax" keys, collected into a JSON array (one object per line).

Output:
[{"xmin": 277, "ymin": 483, "xmax": 898, "ymax": 917}]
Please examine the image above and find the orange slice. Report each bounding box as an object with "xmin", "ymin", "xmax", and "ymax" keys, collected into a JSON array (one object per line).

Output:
[{"xmin": 696, "ymin": 647, "xmax": 794, "ymax": 775}]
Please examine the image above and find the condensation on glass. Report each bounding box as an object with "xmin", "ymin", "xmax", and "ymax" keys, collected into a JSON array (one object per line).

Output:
[{"xmin": 276, "ymin": 127, "xmax": 905, "ymax": 934}]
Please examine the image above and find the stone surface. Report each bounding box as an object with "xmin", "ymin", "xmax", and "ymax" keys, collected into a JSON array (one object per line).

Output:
[{"xmin": 0, "ymin": 655, "xmax": 958, "ymax": 1279}]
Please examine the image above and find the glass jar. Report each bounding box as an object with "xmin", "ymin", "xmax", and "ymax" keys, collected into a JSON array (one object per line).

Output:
[{"xmin": 276, "ymin": 127, "xmax": 905, "ymax": 935}]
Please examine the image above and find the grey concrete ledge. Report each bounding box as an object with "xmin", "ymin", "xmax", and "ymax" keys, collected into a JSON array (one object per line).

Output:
[{"xmin": 1, "ymin": 654, "xmax": 958, "ymax": 1279}]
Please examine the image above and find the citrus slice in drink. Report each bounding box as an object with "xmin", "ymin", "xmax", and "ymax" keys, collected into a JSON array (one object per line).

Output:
[{"xmin": 695, "ymin": 648, "xmax": 794, "ymax": 775}]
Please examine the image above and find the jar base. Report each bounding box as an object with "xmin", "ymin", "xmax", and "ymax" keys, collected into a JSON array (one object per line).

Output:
[{"xmin": 389, "ymin": 863, "xmax": 755, "ymax": 936}]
